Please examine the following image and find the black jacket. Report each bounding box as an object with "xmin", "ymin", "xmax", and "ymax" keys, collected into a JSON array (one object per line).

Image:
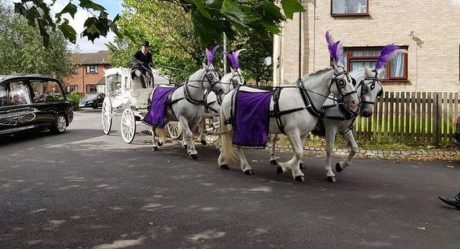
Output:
[{"xmin": 131, "ymin": 51, "xmax": 154, "ymax": 70}]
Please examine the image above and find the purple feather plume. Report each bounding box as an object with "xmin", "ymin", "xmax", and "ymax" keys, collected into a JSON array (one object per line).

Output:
[
  {"xmin": 325, "ymin": 31, "xmax": 342, "ymax": 64},
  {"xmin": 206, "ymin": 46, "xmax": 219, "ymax": 66},
  {"xmin": 375, "ymin": 44, "xmax": 406, "ymax": 70},
  {"xmin": 325, "ymin": 31, "xmax": 335, "ymax": 47},
  {"xmin": 226, "ymin": 49, "xmax": 245, "ymax": 70}
]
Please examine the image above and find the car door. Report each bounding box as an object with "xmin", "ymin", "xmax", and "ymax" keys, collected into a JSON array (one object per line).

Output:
[{"xmin": 0, "ymin": 79, "xmax": 37, "ymax": 135}]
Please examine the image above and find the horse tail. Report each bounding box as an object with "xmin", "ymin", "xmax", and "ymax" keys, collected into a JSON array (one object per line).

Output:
[{"xmin": 219, "ymin": 110, "xmax": 238, "ymax": 164}]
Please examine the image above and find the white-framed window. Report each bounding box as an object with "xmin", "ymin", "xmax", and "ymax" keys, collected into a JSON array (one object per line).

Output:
[
  {"xmin": 86, "ymin": 65, "xmax": 98, "ymax": 74},
  {"xmin": 331, "ymin": 0, "xmax": 369, "ymax": 16},
  {"xmin": 67, "ymin": 85, "xmax": 78, "ymax": 93},
  {"xmin": 86, "ymin": 84, "xmax": 97, "ymax": 93}
]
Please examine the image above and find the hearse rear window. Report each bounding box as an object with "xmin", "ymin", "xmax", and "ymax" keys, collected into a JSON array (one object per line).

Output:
[{"xmin": 30, "ymin": 80, "xmax": 64, "ymax": 103}]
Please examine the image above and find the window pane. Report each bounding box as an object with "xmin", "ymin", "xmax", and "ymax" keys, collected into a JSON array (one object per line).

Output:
[
  {"xmin": 332, "ymin": 0, "xmax": 367, "ymax": 14},
  {"xmin": 352, "ymin": 50, "xmax": 379, "ymax": 57},
  {"xmin": 390, "ymin": 54, "xmax": 405, "ymax": 77},
  {"xmin": 9, "ymin": 81, "xmax": 31, "ymax": 105},
  {"xmin": 30, "ymin": 80, "xmax": 64, "ymax": 103},
  {"xmin": 350, "ymin": 61, "xmax": 376, "ymax": 72},
  {"xmin": 0, "ymin": 85, "xmax": 7, "ymax": 106}
]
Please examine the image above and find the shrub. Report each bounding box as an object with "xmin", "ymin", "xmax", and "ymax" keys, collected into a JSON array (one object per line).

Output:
[{"xmin": 66, "ymin": 92, "xmax": 80, "ymax": 110}]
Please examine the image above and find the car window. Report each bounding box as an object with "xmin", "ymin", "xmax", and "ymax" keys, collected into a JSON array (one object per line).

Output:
[
  {"xmin": 0, "ymin": 84, "xmax": 7, "ymax": 107},
  {"xmin": 8, "ymin": 81, "xmax": 31, "ymax": 105},
  {"xmin": 30, "ymin": 80, "xmax": 64, "ymax": 103}
]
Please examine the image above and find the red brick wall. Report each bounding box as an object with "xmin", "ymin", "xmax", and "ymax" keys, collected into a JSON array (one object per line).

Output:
[{"xmin": 64, "ymin": 64, "xmax": 110, "ymax": 94}]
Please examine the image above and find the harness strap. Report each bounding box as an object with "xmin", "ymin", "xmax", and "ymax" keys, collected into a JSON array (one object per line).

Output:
[
  {"xmin": 184, "ymin": 83, "xmax": 205, "ymax": 105},
  {"xmin": 298, "ymin": 80, "xmax": 324, "ymax": 118}
]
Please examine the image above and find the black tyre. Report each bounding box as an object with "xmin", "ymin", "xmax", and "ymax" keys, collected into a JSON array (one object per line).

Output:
[{"xmin": 50, "ymin": 114, "xmax": 67, "ymax": 134}]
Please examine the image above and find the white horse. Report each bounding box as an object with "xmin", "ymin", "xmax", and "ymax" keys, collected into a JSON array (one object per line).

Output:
[
  {"xmin": 150, "ymin": 64, "xmax": 223, "ymax": 159},
  {"xmin": 218, "ymin": 65, "xmax": 359, "ymax": 182},
  {"xmin": 268, "ymin": 68, "xmax": 380, "ymax": 179},
  {"xmin": 321, "ymin": 67, "xmax": 383, "ymax": 182},
  {"xmin": 196, "ymin": 68, "xmax": 245, "ymax": 147}
]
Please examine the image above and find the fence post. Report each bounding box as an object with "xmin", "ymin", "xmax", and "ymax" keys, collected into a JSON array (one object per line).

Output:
[{"xmin": 433, "ymin": 93, "xmax": 442, "ymax": 145}]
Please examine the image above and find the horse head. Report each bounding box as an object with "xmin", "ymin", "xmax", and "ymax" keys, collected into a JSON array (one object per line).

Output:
[
  {"xmin": 325, "ymin": 31, "xmax": 359, "ymax": 114},
  {"xmin": 202, "ymin": 63, "xmax": 223, "ymax": 94},
  {"xmin": 330, "ymin": 63, "xmax": 359, "ymax": 114},
  {"xmin": 357, "ymin": 44, "xmax": 406, "ymax": 117},
  {"xmin": 357, "ymin": 66, "xmax": 383, "ymax": 117}
]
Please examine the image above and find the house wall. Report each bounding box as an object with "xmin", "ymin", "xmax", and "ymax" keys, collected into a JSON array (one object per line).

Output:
[
  {"xmin": 65, "ymin": 64, "xmax": 110, "ymax": 94},
  {"xmin": 278, "ymin": 0, "xmax": 460, "ymax": 92}
]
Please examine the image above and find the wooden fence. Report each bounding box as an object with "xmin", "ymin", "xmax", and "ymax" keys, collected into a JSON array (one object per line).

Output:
[{"xmin": 354, "ymin": 92, "xmax": 460, "ymax": 145}]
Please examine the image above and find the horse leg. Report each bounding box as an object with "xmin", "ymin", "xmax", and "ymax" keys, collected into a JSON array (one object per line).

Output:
[
  {"xmin": 277, "ymin": 130, "xmax": 305, "ymax": 182},
  {"xmin": 151, "ymin": 126, "xmax": 159, "ymax": 151},
  {"xmin": 269, "ymin": 134, "xmax": 278, "ymax": 165},
  {"xmin": 324, "ymin": 125, "xmax": 338, "ymax": 183},
  {"xmin": 178, "ymin": 116, "xmax": 198, "ymax": 159},
  {"xmin": 198, "ymin": 118, "xmax": 207, "ymax": 145},
  {"xmin": 336, "ymin": 130, "xmax": 358, "ymax": 173},
  {"xmin": 156, "ymin": 127, "xmax": 165, "ymax": 146},
  {"xmin": 236, "ymin": 148, "xmax": 253, "ymax": 175}
]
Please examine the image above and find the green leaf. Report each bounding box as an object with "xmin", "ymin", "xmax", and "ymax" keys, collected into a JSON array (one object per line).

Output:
[
  {"xmin": 60, "ymin": 3, "xmax": 78, "ymax": 19},
  {"xmin": 58, "ymin": 19, "xmax": 77, "ymax": 43},
  {"xmin": 79, "ymin": 0, "xmax": 105, "ymax": 12},
  {"xmin": 220, "ymin": 0, "xmax": 250, "ymax": 26},
  {"xmin": 281, "ymin": 0, "xmax": 304, "ymax": 19},
  {"xmin": 189, "ymin": 0, "xmax": 212, "ymax": 19}
]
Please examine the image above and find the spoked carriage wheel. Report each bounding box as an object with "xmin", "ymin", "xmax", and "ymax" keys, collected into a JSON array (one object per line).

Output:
[
  {"xmin": 121, "ymin": 108, "xmax": 136, "ymax": 144},
  {"xmin": 165, "ymin": 122, "xmax": 182, "ymax": 139},
  {"xmin": 101, "ymin": 97, "xmax": 112, "ymax": 135}
]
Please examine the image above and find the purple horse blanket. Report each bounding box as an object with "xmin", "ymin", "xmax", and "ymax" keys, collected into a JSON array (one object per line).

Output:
[
  {"xmin": 232, "ymin": 90, "xmax": 272, "ymax": 148},
  {"xmin": 144, "ymin": 86, "xmax": 175, "ymax": 127}
]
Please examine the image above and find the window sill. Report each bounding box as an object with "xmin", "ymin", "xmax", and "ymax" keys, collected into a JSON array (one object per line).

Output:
[
  {"xmin": 331, "ymin": 13, "xmax": 370, "ymax": 17},
  {"xmin": 381, "ymin": 79, "xmax": 410, "ymax": 84}
]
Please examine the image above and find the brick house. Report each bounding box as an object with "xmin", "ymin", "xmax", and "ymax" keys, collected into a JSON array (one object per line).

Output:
[
  {"xmin": 274, "ymin": 0, "xmax": 460, "ymax": 92},
  {"xmin": 64, "ymin": 50, "xmax": 110, "ymax": 94}
]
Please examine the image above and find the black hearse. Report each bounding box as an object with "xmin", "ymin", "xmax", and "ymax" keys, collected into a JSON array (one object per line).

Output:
[{"xmin": 0, "ymin": 75, "xmax": 73, "ymax": 136}]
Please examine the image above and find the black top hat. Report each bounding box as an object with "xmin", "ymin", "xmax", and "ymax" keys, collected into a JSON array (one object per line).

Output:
[{"xmin": 142, "ymin": 41, "xmax": 150, "ymax": 47}]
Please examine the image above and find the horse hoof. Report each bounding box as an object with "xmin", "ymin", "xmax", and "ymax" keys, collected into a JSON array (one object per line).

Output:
[
  {"xmin": 299, "ymin": 163, "xmax": 305, "ymax": 169},
  {"xmin": 295, "ymin": 176, "xmax": 305, "ymax": 182},
  {"xmin": 244, "ymin": 169, "xmax": 254, "ymax": 176},
  {"xmin": 327, "ymin": 176, "xmax": 337, "ymax": 183},
  {"xmin": 201, "ymin": 139, "xmax": 207, "ymax": 145},
  {"xmin": 220, "ymin": 164, "xmax": 229, "ymax": 170},
  {"xmin": 276, "ymin": 166, "xmax": 283, "ymax": 175},
  {"xmin": 335, "ymin": 163, "xmax": 343, "ymax": 172},
  {"xmin": 269, "ymin": 159, "xmax": 277, "ymax": 165},
  {"xmin": 152, "ymin": 147, "xmax": 158, "ymax": 151},
  {"xmin": 182, "ymin": 144, "xmax": 187, "ymax": 149},
  {"xmin": 191, "ymin": 154, "xmax": 198, "ymax": 160},
  {"xmin": 158, "ymin": 141, "xmax": 163, "ymax": 146}
]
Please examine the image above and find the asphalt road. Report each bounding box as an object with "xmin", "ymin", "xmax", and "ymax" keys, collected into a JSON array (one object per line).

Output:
[{"xmin": 0, "ymin": 111, "xmax": 459, "ymax": 249}]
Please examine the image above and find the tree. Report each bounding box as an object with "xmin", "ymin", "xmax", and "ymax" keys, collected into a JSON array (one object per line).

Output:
[
  {"xmin": 14, "ymin": 0, "xmax": 304, "ymax": 47},
  {"xmin": 0, "ymin": 1, "xmax": 74, "ymax": 80},
  {"xmin": 108, "ymin": 0, "xmax": 203, "ymax": 81}
]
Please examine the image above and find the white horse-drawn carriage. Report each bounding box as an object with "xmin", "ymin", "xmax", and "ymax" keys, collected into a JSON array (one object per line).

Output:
[{"xmin": 101, "ymin": 67, "xmax": 181, "ymax": 143}]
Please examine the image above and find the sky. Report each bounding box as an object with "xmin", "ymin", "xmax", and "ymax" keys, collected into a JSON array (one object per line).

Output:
[{"xmin": 51, "ymin": 0, "xmax": 123, "ymax": 53}]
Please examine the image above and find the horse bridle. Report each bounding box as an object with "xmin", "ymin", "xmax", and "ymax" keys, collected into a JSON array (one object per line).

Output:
[
  {"xmin": 357, "ymin": 72, "xmax": 383, "ymax": 107},
  {"xmin": 183, "ymin": 69, "xmax": 221, "ymax": 105},
  {"xmin": 330, "ymin": 71, "xmax": 357, "ymax": 101}
]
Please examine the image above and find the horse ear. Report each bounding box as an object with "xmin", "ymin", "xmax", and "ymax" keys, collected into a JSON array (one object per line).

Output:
[
  {"xmin": 331, "ymin": 63, "xmax": 339, "ymax": 73},
  {"xmin": 230, "ymin": 67, "xmax": 235, "ymax": 74},
  {"xmin": 364, "ymin": 66, "xmax": 373, "ymax": 77}
]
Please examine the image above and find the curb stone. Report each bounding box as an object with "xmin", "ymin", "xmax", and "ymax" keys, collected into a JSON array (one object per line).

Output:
[{"xmin": 268, "ymin": 144, "xmax": 459, "ymax": 161}]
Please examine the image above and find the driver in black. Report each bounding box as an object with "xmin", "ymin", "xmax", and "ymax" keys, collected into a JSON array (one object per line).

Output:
[{"xmin": 131, "ymin": 41, "xmax": 155, "ymax": 88}]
